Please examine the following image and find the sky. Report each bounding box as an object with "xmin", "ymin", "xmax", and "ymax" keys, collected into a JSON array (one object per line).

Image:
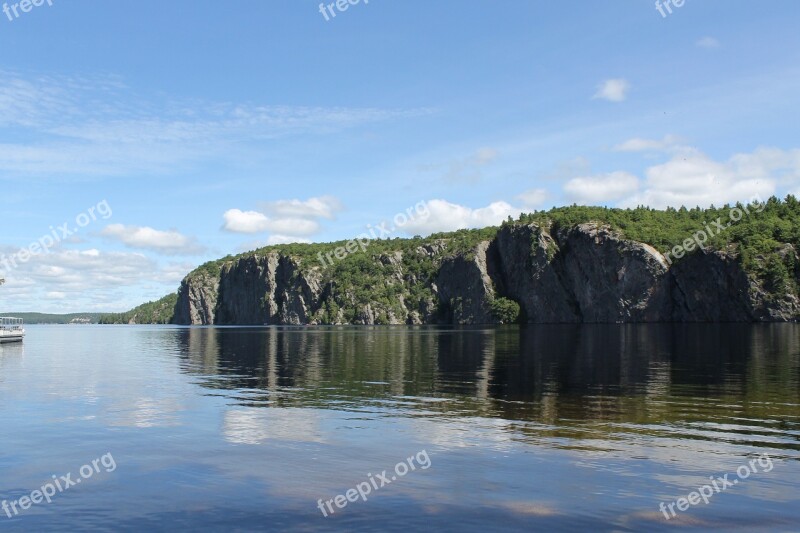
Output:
[{"xmin": 1, "ymin": 0, "xmax": 799, "ymax": 313}]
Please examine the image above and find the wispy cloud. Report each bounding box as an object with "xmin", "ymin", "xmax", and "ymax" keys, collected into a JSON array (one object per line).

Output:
[
  {"xmin": 0, "ymin": 70, "xmax": 429, "ymax": 179},
  {"xmin": 613, "ymin": 135, "xmax": 684, "ymax": 153},
  {"xmin": 418, "ymin": 147, "xmax": 499, "ymax": 183},
  {"xmin": 696, "ymin": 37, "xmax": 721, "ymax": 48}
]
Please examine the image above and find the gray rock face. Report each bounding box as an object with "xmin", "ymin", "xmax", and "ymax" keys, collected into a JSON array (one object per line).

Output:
[
  {"xmin": 557, "ymin": 224, "xmax": 671, "ymax": 322},
  {"xmin": 494, "ymin": 224, "xmax": 579, "ymax": 323},
  {"xmin": 669, "ymin": 250, "xmax": 754, "ymax": 321},
  {"xmin": 215, "ymin": 254, "xmax": 277, "ymax": 325},
  {"xmin": 172, "ymin": 222, "xmax": 799, "ymax": 325},
  {"xmin": 212, "ymin": 253, "xmax": 324, "ymax": 325},
  {"xmin": 669, "ymin": 247, "xmax": 800, "ymax": 322},
  {"xmin": 436, "ymin": 241, "xmax": 498, "ymax": 324},
  {"xmin": 493, "ymin": 223, "xmax": 670, "ymax": 323},
  {"xmin": 174, "ymin": 272, "xmax": 219, "ymax": 325}
]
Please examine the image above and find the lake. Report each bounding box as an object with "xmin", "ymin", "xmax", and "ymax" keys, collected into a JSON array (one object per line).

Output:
[{"xmin": 1, "ymin": 325, "xmax": 798, "ymax": 532}]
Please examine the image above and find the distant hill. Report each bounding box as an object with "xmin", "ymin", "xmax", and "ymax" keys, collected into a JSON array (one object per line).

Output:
[
  {"xmin": 98, "ymin": 293, "xmax": 178, "ymax": 324},
  {"xmin": 0, "ymin": 313, "xmax": 104, "ymax": 324}
]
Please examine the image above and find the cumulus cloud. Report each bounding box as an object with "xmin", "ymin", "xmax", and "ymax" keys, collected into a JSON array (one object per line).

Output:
[
  {"xmin": 561, "ymin": 145, "xmax": 799, "ymax": 209},
  {"xmin": 232, "ymin": 235, "xmax": 312, "ymax": 254},
  {"xmin": 266, "ymin": 235, "xmax": 313, "ymax": 245},
  {"xmin": 620, "ymin": 147, "xmax": 794, "ymax": 208},
  {"xmin": 564, "ymin": 172, "xmax": 640, "ymax": 205},
  {"xmin": 222, "ymin": 209, "xmax": 270, "ymax": 234},
  {"xmin": 101, "ymin": 224, "xmax": 206, "ymax": 255},
  {"xmin": 224, "ymin": 196, "xmax": 343, "ymax": 243},
  {"xmin": 398, "ymin": 200, "xmax": 522, "ymax": 235},
  {"xmin": 593, "ymin": 79, "xmax": 630, "ymax": 102},
  {"xmin": 264, "ymin": 218, "xmax": 319, "ymax": 236},
  {"xmin": 259, "ymin": 195, "xmax": 343, "ymax": 220}
]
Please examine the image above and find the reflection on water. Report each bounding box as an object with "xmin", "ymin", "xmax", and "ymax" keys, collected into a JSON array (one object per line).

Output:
[
  {"xmin": 175, "ymin": 325, "xmax": 800, "ymax": 455},
  {"xmin": 1, "ymin": 324, "xmax": 798, "ymax": 532}
]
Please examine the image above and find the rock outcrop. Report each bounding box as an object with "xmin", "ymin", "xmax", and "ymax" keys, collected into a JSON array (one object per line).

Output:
[{"xmin": 171, "ymin": 222, "xmax": 799, "ymax": 325}]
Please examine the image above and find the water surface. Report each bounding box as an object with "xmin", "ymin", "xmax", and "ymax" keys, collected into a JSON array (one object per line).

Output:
[{"xmin": 1, "ymin": 325, "xmax": 799, "ymax": 531}]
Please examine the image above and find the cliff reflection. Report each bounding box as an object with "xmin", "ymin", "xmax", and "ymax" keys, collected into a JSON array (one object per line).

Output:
[{"xmin": 173, "ymin": 325, "xmax": 800, "ymax": 449}]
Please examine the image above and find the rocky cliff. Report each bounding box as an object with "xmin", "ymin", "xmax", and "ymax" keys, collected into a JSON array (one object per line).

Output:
[{"xmin": 170, "ymin": 222, "xmax": 799, "ymax": 325}]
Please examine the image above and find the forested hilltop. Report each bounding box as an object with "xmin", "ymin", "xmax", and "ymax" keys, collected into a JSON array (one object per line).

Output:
[
  {"xmin": 99, "ymin": 293, "xmax": 177, "ymax": 324},
  {"xmin": 100, "ymin": 197, "xmax": 800, "ymax": 325}
]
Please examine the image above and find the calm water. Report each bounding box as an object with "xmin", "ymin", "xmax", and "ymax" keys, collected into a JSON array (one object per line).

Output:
[{"xmin": 1, "ymin": 325, "xmax": 799, "ymax": 532}]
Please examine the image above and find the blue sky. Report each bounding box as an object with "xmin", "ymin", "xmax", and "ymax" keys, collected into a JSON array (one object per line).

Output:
[{"xmin": 1, "ymin": 0, "xmax": 799, "ymax": 312}]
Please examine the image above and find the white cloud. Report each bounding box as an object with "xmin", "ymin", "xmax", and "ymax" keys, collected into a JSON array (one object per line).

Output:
[
  {"xmin": 564, "ymin": 172, "xmax": 640, "ymax": 205},
  {"xmin": 0, "ymin": 248, "xmax": 179, "ymax": 312},
  {"xmin": 620, "ymin": 147, "xmax": 800, "ymax": 208},
  {"xmin": 517, "ymin": 188, "xmax": 549, "ymax": 209},
  {"xmin": 613, "ymin": 135, "xmax": 683, "ymax": 152},
  {"xmin": 222, "ymin": 209, "xmax": 271, "ymax": 234},
  {"xmin": 266, "ymin": 235, "xmax": 313, "ymax": 245},
  {"xmin": 259, "ymin": 196, "xmax": 343, "ymax": 220},
  {"xmin": 264, "ymin": 218, "xmax": 319, "ymax": 236},
  {"xmin": 696, "ymin": 37, "xmax": 720, "ymax": 48},
  {"xmin": 225, "ymin": 196, "xmax": 343, "ymax": 242},
  {"xmin": 234, "ymin": 235, "xmax": 314, "ymax": 253},
  {"xmin": 559, "ymin": 145, "xmax": 800, "ymax": 209},
  {"xmin": 157, "ymin": 262, "xmax": 197, "ymax": 285},
  {"xmin": 101, "ymin": 224, "xmax": 205, "ymax": 255},
  {"xmin": 399, "ymin": 200, "xmax": 522, "ymax": 235},
  {"xmin": 593, "ymin": 79, "xmax": 630, "ymax": 102}
]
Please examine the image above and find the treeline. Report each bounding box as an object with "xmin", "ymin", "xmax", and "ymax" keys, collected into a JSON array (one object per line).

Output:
[
  {"xmin": 0, "ymin": 313, "xmax": 103, "ymax": 324},
  {"xmin": 516, "ymin": 196, "xmax": 800, "ymax": 291},
  {"xmin": 98, "ymin": 293, "xmax": 178, "ymax": 324},
  {"xmin": 106, "ymin": 196, "xmax": 800, "ymax": 324}
]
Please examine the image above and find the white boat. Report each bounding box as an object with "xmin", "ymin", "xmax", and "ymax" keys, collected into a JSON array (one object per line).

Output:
[{"xmin": 0, "ymin": 317, "xmax": 25, "ymax": 343}]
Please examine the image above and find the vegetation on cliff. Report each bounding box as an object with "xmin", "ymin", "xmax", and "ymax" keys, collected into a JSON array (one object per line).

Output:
[
  {"xmin": 101, "ymin": 197, "xmax": 800, "ymax": 325},
  {"xmin": 99, "ymin": 293, "xmax": 177, "ymax": 324},
  {"xmin": 519, "ymin": 196, "xmax": 800, "ymax": 291}
]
